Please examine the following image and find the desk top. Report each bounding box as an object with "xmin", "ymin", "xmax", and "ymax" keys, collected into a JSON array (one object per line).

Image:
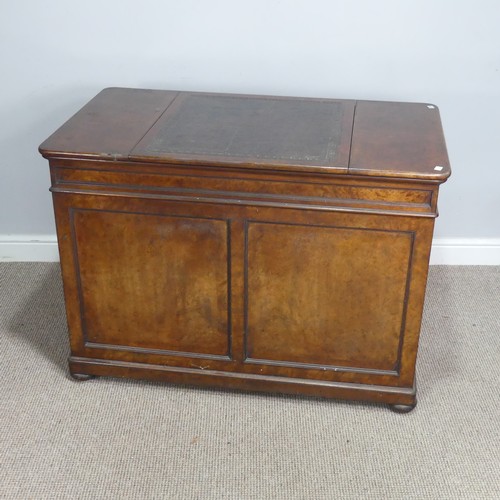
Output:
[{"xmin": 39, "ymin": 87, "xmax": 451, "ymax": 181}]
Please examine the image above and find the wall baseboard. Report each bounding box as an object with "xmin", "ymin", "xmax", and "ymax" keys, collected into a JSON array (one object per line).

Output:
[
  {"xmin": 1, "ymin": 235, "xmax": 499, "ymax": 265},
  {"xmin": 429, "ymin": 238, "xmax": 500, "ymax": 265},
  {"xmin": 0, "ymin": 235, "xmax": 59, "ymax": 262}
]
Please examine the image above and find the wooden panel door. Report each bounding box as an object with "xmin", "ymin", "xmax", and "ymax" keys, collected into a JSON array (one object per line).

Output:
[
  {"xmin": 68, "ymin": 205, "xmax": 231, "ymax": 359},
  {"xmin": 245, "ymin": 221, "xmax": 414, "ymax": 374}
]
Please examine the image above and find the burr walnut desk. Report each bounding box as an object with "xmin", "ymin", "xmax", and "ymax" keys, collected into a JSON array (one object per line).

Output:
[{"xmin": 39, "ymin": 88, "xmax": 451, "ymax": 412}]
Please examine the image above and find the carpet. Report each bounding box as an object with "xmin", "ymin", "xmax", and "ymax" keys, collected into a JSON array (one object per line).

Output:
[{"xmin": 1, "ymin": 263, "xmax": 499, "ymax": 499}]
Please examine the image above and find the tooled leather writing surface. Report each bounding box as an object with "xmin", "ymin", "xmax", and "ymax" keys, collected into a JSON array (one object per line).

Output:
[{"xmin": 136, "ymin": 94, "xmax": 346, "ymax": 164}]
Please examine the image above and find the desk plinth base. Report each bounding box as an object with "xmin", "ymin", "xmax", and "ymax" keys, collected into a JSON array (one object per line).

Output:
[{"xmin": 69, "ymin": 357, "xmax": 417, "ymax": 411}]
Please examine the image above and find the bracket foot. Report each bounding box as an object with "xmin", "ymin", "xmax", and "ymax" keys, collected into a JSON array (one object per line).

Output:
[{"xmin": 389, "ymin": 402, "xmax": 416, "ymax": 413}]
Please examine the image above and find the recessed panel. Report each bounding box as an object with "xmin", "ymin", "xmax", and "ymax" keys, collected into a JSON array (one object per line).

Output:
[
  {"xmin": 73, "ymin": 209, "xmax": 230, "ymax": 357},
  {"xmin": 245, "ymin": 222, "xmax": 413, "ymax": 371}
]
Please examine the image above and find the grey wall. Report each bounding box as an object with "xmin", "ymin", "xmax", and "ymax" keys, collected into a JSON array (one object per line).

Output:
[{"xmin": 1, "ymin": 0, "xmax": 499, "ymax": 239}]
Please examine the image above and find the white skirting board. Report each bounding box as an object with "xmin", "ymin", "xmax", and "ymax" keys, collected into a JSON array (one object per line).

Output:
[
  {"xmin": 0, "ymin": 235, "xmax": 500, "ymax": 265},
  {"xmin": 429, "ymin": 238, "xmax": 500, "ymax": 265},
  {"xmin": 0, "ymin": 235, "xmax": 59, "ymax": 263}
]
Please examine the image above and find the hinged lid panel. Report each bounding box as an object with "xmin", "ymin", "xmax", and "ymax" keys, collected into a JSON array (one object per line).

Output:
[
  {"xmin": 130, "ymin": 92, "xmax": 354, "ymax": 173},
  {"xmin": 39, "ymin": 88, "xmax": 178, "ymax": 161},
  {"xmin": 350, "ymin": 101, "xmax": 450, "ymax": 180}
]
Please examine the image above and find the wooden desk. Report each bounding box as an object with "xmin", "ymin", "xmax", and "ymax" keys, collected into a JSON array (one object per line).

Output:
[{"xmin": 39, "ymin": 88, "xmax": 451, "ymax": 412}]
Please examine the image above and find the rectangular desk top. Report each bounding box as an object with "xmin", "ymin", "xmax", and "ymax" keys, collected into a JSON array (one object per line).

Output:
[{"xmin": 39, "ymin": 87, "xmax": 451, "ymax": 181}]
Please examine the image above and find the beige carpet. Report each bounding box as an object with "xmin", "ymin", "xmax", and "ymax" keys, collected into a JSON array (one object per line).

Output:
[{"xmin": 1, "ymin": 263, "xmax": 499, "ymax": 500}]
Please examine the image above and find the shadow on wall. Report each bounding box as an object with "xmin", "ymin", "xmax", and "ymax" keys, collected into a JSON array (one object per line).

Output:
[{"xmin": 7, "ymin": 262, "xmax": 69, "ymax": 374}]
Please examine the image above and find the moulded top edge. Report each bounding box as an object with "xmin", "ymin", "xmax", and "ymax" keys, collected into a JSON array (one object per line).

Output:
[{"xmin": 39, "ymin": 88, "xmax": 451, "ymax": 182}]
